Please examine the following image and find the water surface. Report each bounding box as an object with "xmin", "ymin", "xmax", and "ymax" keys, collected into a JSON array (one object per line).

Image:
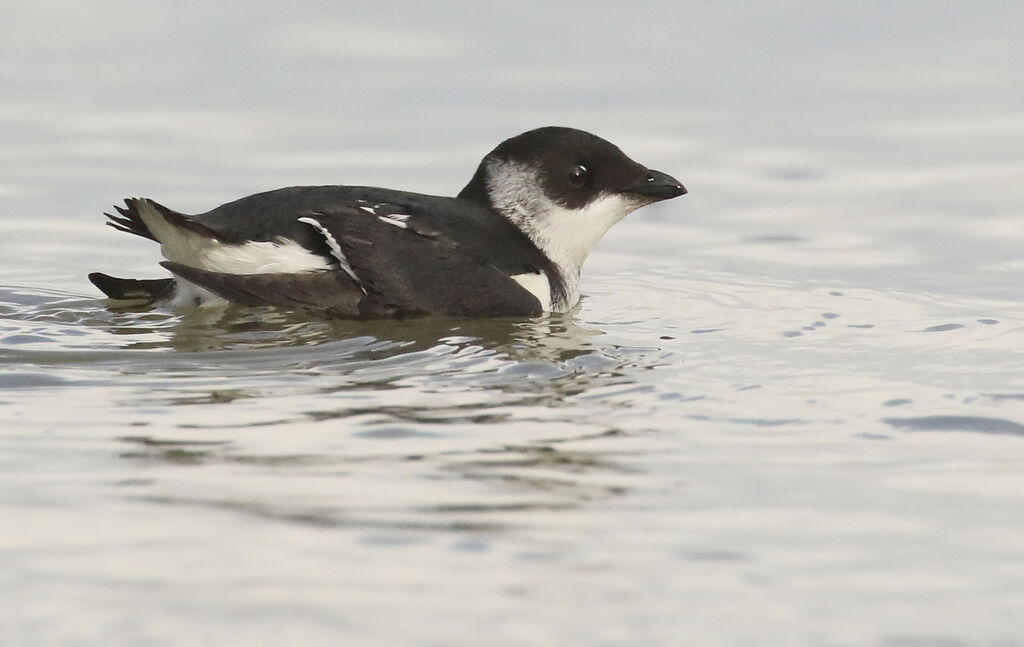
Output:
[{"xmin": 3, "ymin": 3, "xmax": 1024, "ymax": 646}]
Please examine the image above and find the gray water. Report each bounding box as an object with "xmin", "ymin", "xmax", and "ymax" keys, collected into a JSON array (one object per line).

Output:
[{"xmin": 3, "ymin": 2, "xmax": 1024, "ymax": 645}]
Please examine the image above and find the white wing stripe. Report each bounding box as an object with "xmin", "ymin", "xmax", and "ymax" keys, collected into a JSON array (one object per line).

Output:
[
  {"xmin": 297, "ymin": 216, "xmax": 363, "ymax": 290},
  {"xmin": 378, "ymin": 214, "xmax": 409, "ymax": 229}
]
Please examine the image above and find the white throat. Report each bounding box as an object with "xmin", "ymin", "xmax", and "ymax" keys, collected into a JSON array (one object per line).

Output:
[{"xmin": 485, "ymin": 160, "xmax": 642, "ymax": 309}]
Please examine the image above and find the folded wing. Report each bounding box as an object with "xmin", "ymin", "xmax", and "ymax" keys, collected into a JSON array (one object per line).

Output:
[{"xmin": 164, "ymin": 200, "xmax": 545, "ymax": 318}]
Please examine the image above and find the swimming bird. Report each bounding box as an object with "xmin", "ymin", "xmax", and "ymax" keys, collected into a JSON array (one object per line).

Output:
[{"xmin": 89, "ymin": 126, "xmax": 686, "ymax": 318}]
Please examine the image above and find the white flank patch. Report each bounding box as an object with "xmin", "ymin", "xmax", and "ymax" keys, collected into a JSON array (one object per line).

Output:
[
  {"xmin": 135, "ymin": 199, "xmax": 331, "ymax": 275},
  {"xmin": 511, "ymin": 272, "xmax": 551, "ymax": 311},
  {"xmin": 201, "ymin": 238, "xmax": 331, "ymax": 274},
  {"xmin": 485, "ymin": 160, "xmax": 643, "ymax": 310}
]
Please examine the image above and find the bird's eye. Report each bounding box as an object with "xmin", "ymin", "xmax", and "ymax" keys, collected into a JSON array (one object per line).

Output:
[{"xmin": 567, "ymin": 163, "xmax": 588, "ymax": 188}]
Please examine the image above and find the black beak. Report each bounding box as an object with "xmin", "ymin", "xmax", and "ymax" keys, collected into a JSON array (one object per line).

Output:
[{"xmin": 627, "ymin": 169, "xmax": 687, "ymax": 200}]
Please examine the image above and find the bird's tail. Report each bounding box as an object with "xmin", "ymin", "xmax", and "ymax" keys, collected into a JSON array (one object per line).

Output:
[
  {"xmin": 103, "ymin": 197, "xmax": 159, "ymax": 241},
  {"xmin": 88, "ymin": 272, "xmax": 174, "ymax": 302}
]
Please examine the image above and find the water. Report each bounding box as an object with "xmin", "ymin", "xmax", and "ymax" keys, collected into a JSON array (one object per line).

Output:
[{"xmin": 3, "ymin": 2, "xmax": 1024, "ymax": 645}]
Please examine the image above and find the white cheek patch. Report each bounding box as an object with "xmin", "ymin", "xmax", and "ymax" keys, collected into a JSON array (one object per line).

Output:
[
  {"xmin": 511, "ymin": 272, "xmax": 551, "ymax": 311},
  {"xmin": 485, "ymin": 160, "xmax": 642, "ymax": 310},
  {"xmin": 531, "ymin": 193, "xmax": 639, "ymax": 276},
  {"xmin": 136, "ymin": 199, "xmax": 331, "ymax": 275}
]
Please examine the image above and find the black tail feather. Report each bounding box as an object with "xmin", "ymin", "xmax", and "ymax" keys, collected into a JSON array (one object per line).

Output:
[
  {"xmin": 103, "ymin": 197, "xmax": 228, "ymax": 243},
  {"xmin": 103, "ymin": 198, "xmax": 156, "ymax": 241},
  {"xmin": 88, "ymin": 272, "xmax": 174, "ymax": 302}
]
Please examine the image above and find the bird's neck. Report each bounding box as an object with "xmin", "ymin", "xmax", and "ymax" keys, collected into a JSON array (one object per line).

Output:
[{"xmin": 485, "ymin": 161, "xmax": 642, "ymax": 306}]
